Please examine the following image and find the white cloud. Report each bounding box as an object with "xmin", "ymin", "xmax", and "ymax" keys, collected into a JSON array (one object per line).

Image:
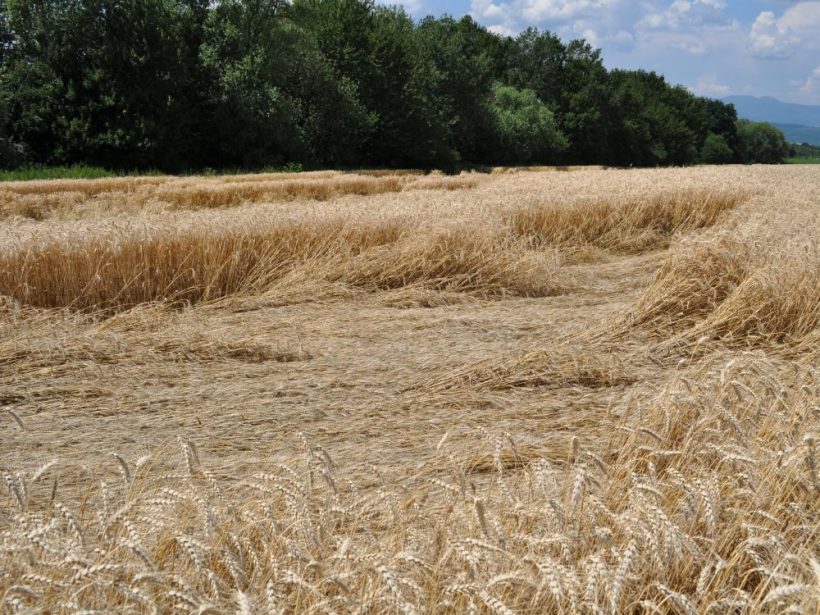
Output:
[
  {"xmin": 469, "ymin": 0, "xmax": 738, "ymax": 57},
  {"xmin": 464, "ymin": 0, "xmax": 820, "ymax": 104},
  {"xmin": 695, "ymin": 74, "xmax": 731, "ymax": 95},
  {"xmin": 611, "ymin": 29, "xmax": 635, "ymax": 48},
  {"xmin": 518, "ymin": 0, "xmax": 619, "ymax": 22},
  {"xmin": 749, "ymin": 2, "xmax": 820, "ymax": 59},
  {"xmin": 471, "ymin": 0, "xmax": 622, "ymax": 25},
  {"xmin": 630, "ymin": 1, "xmax": 739, "ymax": 58},
  {"xmin": 636, "ymin": 0, "xmax": 731, "ymax": 31},
  {"xmin": 470, "ymin": 0, "xmax": 514, "ymax": 30},
  {"xmin": 798, "ymin": 66, "xmax": 820, "ymax": 101},
  {"xmin": 488, "ymin": 23, "xmax": 516, "ymax": 36},
  {"xmin": 470, "ymin": 0, "xmax": 629, "ymax": 40},
  {"xmin": 578, "ymin": 26, "xmax": 601, "ymax": 47},
  {"xmin": 376, "ymin": 0, "xmax": 424, "ymax": 16},
  {"xmin": 749, "ymin": 11, "xmax": 796, "ymax": 57}
]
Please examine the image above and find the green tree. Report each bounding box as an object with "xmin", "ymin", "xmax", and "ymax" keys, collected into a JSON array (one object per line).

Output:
[
  {"xmin": 1, "ymin": 0, "xmax": 21, "ymax": 167},
  {"xmin": 288, "ymin": 0, "xmax": 375, "ymax": 82},
  {"xmin": 607, "ymin": 70, "xmax": 701, "ymax": 166},
  {"xmin": 202, "ymin": 0, "xmax": 374, "ymax": 168},
  {"xmin": 1, "ymin": 0, "xmax": 68, "ymax": 165},
  {"xmin": 737, "ymin": 120, "xmax": 789, "ymax": 164},
  {"xmin": 3, "ymin": 0, "xmax": 210, "ymax": 169},
  {"xmin": 86, "ymin": 0, "xmax": 211, "ymax": 169},
  {"xmin": 363, "ymin": 6, "xmax": 456, "ymax": 167},
  {"xmin": 702, "ymin": 98, "xmax": 739, "ymax": 159},
  {"xmin": 290, "ymin": 2, "xmax": 456, "ymax": 167},
  {"xmin": 201, "ymin": 0, "xmax": 306, "ymax": 167},
  {"xmin": 700, "ymin": 133, "xmax": 734, "ymax": 164},
  {"xmin": 490, "ymin": 84, "xmax": 567, "ymax": 164},
  {"xmin": 504, "ymin": 28, "xmax": 566, "ymax": 109},
  {"xmin": 286, "ymin": 37, "xmax": 375, "ymax": 166},
  {"xmin": 0, "ymin": 1, "xmax": 748, "ymax": 171},
  {"xmin": 554, "ymin": 40, "xmax": 617, "ymax": 164},
  {"xmin": 414, "ymin": 16, "xmax": 497, "ymax": 162}
]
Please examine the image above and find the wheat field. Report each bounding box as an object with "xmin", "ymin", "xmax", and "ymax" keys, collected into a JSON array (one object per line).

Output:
[{"xmin": 0, "ymin": 166, "xmax": 818, "ymax": 613}]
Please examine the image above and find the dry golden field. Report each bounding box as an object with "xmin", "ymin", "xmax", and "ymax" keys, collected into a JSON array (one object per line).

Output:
[{"xmin": 0, "ymin": 165, "xmax": 818, "ymax": 613}]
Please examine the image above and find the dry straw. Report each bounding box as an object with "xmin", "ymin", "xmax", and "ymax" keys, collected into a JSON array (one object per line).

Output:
[
  {"xmin": 0, "ymin": 360, "xmax": 816, "ymax": 613},
  {"xmin": 508, "ymin": 189, "xmax": 748, "ymax": 253},
  {"xmin": 1, "ymin": 165, "xmax": 818, "ymax": 613}
]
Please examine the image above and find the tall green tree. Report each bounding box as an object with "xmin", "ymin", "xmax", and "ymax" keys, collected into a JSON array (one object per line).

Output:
[
  {"xmin": 201, "ymin": 0, "xmax": 305, "ymax": 167},
  {"xmin": 0, "ymin": 1, "xmax": 759, "ymax": 171},
  {"xmin": 557, "ymin": 40, "xmax": 616, "ymax": 163},
  {"xmin": 503, "ymin": 28, "xmax": 566, "ymax": 109},
  {"xmin": 1, "ymin": 0, "xmax": 67, "ymax": 165},
  {"xmin": 366, "ymin": 6, "xmax": 455, "ymax": 166},
  {"xmin": 702, "ymin": 98, "xmax": 739, "ymax": 159},
  {"xmin": 290, "ymin": 1, "xmax": 456, "ymax": 167},
  {"xmin": 285, "ymin": 34, "xmax": 374, "ymax": 166},
  {"xmin": 2, "ymin": 0, "xmax": 209, "ymax": 169},
  {"xmin": 737, "ymin": 120, "xmax": 788, "ymax": 164},
  {"xmin": 201, "ymin": 0, "xmax": 373, "ymax": 167},
  {"xmin": 490, "ymin": 84, "xmax": 567, "ymax": 164},
  {"xmin": 414, "ymin": 16, "xmax": 497, "ymax": 162},
  {"xmin": 87, "ymin": 0, "xmax": 210, "ymax": 169},
  {"xmin": 503, "ymin": 32, "xmax": 616, "ymax": 164},
  {"xmin": 608, "ymin": 70, "xmax": 700, "ymax": 166},
  {"xmin": 1, "ymin": 0, "xmax": 22, "ymax": 167},
  {"xmin": 700, "ymin": 133, "xmax": 734, "ymax": 164}
]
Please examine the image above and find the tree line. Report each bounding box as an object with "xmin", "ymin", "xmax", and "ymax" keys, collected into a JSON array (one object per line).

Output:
[{"xmin": 0, "ymin": 0, "xmax": 790, "ymax": 172}]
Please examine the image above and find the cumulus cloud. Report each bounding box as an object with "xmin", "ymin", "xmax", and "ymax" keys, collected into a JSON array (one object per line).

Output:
[
  {"xmin": 462, "ymin": 0, "xmax": 820, "ymax": 104},
  {"xmin": 518, "ymin": 0, "xmax": 620, "ymax": 22},
  {"xmin": 470, "ymin": 0, "xmax": 648, "ymax": 55},
  {"xmin": 472, "ymin": 0, "xmax": 623, "ymax": 25},
  {"xmin": 798, "ymin": 66, "xmax": 820, "ymax": 101},
  {"xmin": 749, "ymin": 11, "xmax": 797, "ymax": 58},
  {"xmin": 470, "ymin": 0, "xmax": 738, "ymax": 55},
  {"xmin": 637, "ymin": 0, "xmax": 732, "ymax": 31},
  {"xmin": 611, "ymin": 29, "xmax": 635, "ymax": 45},
  {"xmin": 629, "ymin": 0, "xmax": 740, "ymax": 59},
  {"xmin": 470, "ymin": 0, "xmax": 631, "ymax": 41},
  {"xmin": 695, "ymin": 74, "xmax": 731, "ymax": 95},
  {"xmin": 749, "ymin": 2, "xmax": 820, "ymax": 59}
]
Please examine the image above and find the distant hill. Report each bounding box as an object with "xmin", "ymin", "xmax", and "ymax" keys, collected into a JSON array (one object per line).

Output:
[
  {"xmin": 772, "ymin": 123, "xmax": 820, "ymax": 146},
  {"xmin": 724, "ymin": 96, "xmax": 820, "ymax": 126},
  {"xmin": 723, "ymin": 96, "xmax": 820, "ymax": 145}
]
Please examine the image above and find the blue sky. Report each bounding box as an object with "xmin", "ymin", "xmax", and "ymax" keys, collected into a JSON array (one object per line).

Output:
[{"xmin": 385, "ymin": 0, "xmax": 820, "ymax": 104}]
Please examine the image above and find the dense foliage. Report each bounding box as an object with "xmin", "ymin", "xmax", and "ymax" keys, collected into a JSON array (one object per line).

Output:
[
  {"xmin": 736, "ymin": 120, "xmax": 789, "ymax": 165},
  {"xmin": 0, "ymin": 0, "xmax": 789, "ymax": 171},
  {"xmin": 787, "ymin": 142, "xmax": 820, "ymax": 161}
]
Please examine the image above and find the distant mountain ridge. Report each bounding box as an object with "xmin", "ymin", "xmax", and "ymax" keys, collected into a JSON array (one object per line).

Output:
[
  {"xmin": 724, "ymin": 96, "xmax": 820, "ymax": 127},
  {"xmin": 771, "ymin": 123, "xmax": 820, "ymax": 146},
  {"xmin": 723, "ymin": 96, "xmax": 820, "ymax": 145}
]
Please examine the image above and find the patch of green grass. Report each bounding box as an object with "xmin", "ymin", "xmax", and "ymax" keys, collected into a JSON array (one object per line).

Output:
[
  {"xmin": 0, "ymin": 165, "xmax": 121, "ymax": 181},
  {"xmin": 1, "ymin": 163, "xmax": 307, "ymax": 182},
  {"xmin": 785, "ymin": 157, "xmax": 820, "ymax": 165},
  {"xmin": 199, "ymin": 162, "xmax": 305, "ymax": 176}
]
